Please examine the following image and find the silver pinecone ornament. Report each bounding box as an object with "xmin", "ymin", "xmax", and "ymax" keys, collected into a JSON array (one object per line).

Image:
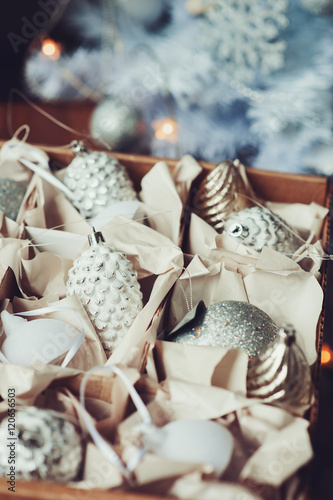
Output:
[
  {"xmin": 223, "ymin": 206, "xmax": 301, "ymax": 254},
  {"xmin": 0, "ymin": 407, "xmax": 83, "ymax": 482},
  {"xmin": 63, "ymin": 141, "xmax": 137, "ymax": 219},
  {"xmin": 247, "ymin": 324, "xmax": 314, "ymax": 415},
  {"xmin": 66, "ymin": 228, "xmax": 143, "ymax": 357}
]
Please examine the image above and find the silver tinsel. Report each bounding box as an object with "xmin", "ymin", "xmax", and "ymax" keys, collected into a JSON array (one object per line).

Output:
[
  {"xmin": 90, "ymin": 97, "xmax": 143, "ymax": 150},
  {"xmin": 169, "ymin": 300, "xmax": 279, "ymax": 360},
  {"xmin": 0, "ymin": 178, "xmax": 27, "ymax": 221},
  {"xmin": 247, "ymin": 324, "xmax": 313, "ymax": 415},
  {"xmin": 0, "ymin": 407, "xmax": 83, "ymax": 482},
  {"xmin": 63, "ymin": 140, "xmax": 137, "ymax": 219},
  {"xmin": 66, "ymin": 228, "xmax": 143, "ymax": 357},
  {"xmin": 223, "ymin": 206, "xmax": 301, "ymax": 254}
]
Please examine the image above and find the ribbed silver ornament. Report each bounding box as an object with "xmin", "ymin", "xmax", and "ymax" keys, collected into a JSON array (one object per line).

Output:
[
  {"xmin": 66, "ymin": 228, "xmax": 143, "ymax": 357},
  {"xmin": 223, "ymin": 206, "xmax": 301, "ymax": 254},
  {"xmin": 63, "ymin": 140, "xmax": 137, "ymax": 219},
  {"xmin": 0, "ymin": 407, "xmax": 83, "ymax": 482},
  {"xmin": 247, "ymin": 324, "xmax": 314, "ymax": 415},
  {"xmin": 193, "ymin": 159, "xmax": 258, "ymax": 232}
]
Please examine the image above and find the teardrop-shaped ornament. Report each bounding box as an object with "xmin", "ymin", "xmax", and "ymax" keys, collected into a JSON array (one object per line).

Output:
[
  {"xmin": 223, "ymin": 206, "xmax": 301, "ymax": 254},
  {"xmin": 193, "ymin": 159, "xmax": 258, "ymax": 232},
  {"xmin": 247, "ymin": 324, "xmax": 314, "ymax": 415},
  {"xmin": 66, "ymin": 228, "xmax": 143, "ymax": 357},
  {"xmin": 63, "ymin": 141, "xmax": 138, "ymax": 219}
]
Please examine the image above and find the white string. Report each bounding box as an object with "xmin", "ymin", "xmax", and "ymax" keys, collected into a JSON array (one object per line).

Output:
[
  {"xmin": 176, "ymin": 267, "xmax": 193, "ymax": 313},
  {"xmin": 7, "ymin": 88, "xmax": 112, "ymax": 151},
  {"xmin": 15, "ymin": 209, "xmax": 177, "ymax": 256},
  {"xmin": 0, "ymin": 306, "xmax": 85, "ymax": 367},
  {"xmin": 79, "ymin": 365, "xmax": 152, "ymax": 480},
  {"xmin": 19, "ymin": 158, "xmax": 76, "ymax": 200}
]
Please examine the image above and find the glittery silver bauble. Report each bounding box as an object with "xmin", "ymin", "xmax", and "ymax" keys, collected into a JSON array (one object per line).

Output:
[
  {"xmin": 193, "ymin": 159, "xmax": 258, "ymax": 232},
  {"xmin": 63, "ymin": 141, "xmax": 138, "ymax": 219},
  {"xmin": 116, "ymin": 0, "xmax": 166, "ymax": 26},
  {"xmin": 223, "ymin": 206, "xmax": 301, "ymax": 254},
  {"xmin": 247, "ymin": 324, "xmax": 313, "ymax": 415},
  {"xmin": 0, "ymin": 407, "xmax": 83, "ymax": 482},
  {"xmin": 90, "ymin": 98, "xmax": 143, "ymax": 150},
  {"xmin": 299, "ymin": 0, "xmax": 333, "ymax": 15},
  {"xmin": 0, "ymin": 178, "xmax": 27, "ymax": 221},
  {"xmin": 169, "ymin": 301, "xmax": 279, "ymax": 360},
  {"xmin": 66, "ymin": 228, "xmax": 143, "ymax": 357}
]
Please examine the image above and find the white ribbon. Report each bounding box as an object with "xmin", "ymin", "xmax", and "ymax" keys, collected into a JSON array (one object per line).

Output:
[
  {"xmin": 0, "ymin": 127, "xmax": 50, "ymax": 171},
  {"xmin": 80, "ymin": 365, "xmax": 152, "ymax": 480},
  {"xmin": 19, "ymin": 158, "xmax": 75, "ymax": 201},
  {"xmin": 0, "ymin": 305, "xmax": 85, "ymax": 368}
]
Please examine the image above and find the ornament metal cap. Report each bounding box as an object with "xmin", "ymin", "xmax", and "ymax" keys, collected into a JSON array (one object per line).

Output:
[
  {"xmin": 88, "ymin": 227, "xmax": 105, "ymax": 246},
  {"xmin": 71, "ymin": 140, "xmax": 88, "ymax": 156},
  {"xmin": 279, "ymin": 324, "xmax": 296, "ymax": 347}
]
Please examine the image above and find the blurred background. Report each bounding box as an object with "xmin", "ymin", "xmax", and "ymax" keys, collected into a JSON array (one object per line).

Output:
[
  {"xmin": 1, "ymin": 0, "xmax": 333, "ymax": 174},
  {"xmin": 0, "ymin": 1, "xmax": 333, "ymax": 498}
]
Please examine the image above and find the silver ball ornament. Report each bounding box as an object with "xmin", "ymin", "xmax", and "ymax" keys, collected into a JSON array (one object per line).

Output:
[
  {"xmin": 90, "ymin": 98, "xmax": 143, "ymax": 150},
  {"xmin": 169, "ymin": 300, "xmax": 279, "ymax": 360},
  {"xmin": 0, "ymin": 407, "xmax": 83, "ymax": 482},
  {"xmin": 66, "ymin": 228, "xmax": 143, "ymax": 357},
  {"xmin": 116, "ymin": 0, "xmax": 166, "ymax": 26},
  {"xmin": 223, "ymin": 206, "xmax": 301, "ymax": 254}
]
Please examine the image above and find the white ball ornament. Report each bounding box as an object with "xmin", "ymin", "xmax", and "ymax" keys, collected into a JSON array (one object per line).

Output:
[
  {"xmin": 0, "ymin": 311, "xmax": 80, "ymax": 367},
  {"xmin": 66, "ymin": 228, "xmax": 143, "ymax": 357},
  {"xmin": 142, "ymin": 419, "xmax": 233, "ymax": 477}
]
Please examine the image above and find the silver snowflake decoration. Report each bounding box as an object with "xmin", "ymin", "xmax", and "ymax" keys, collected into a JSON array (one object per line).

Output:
[{"xmin": 193, "ymin": 0, "xmax": 289, "ymax": 83}]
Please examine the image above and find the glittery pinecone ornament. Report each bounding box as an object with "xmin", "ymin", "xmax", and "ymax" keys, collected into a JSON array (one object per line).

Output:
[
  {"xmin": 63, "ymin": 141, "xmax": 138, "ymax": 219},
  {"xmin": 247, "ymin": 324, "xmax": 313, "ymax": 415},
  {"xmin": 66, "ymin": 228, "xmax": 143, "ymax": 357},
  {"xmin": 223, "ymin": 206, "xmax": 301, "ymax": 254},
  {"xmin": 193, "ymin": 159, "xmax": 258, "ymax": 232},
  {"xmin": 0, "ymin": 407, "xmax": 83, "ymax": 482}
]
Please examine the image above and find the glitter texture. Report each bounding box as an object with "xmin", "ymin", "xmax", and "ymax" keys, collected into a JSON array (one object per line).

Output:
[
  {"xmin": 0, "ymin": 178, "xmax": 27, "ymax": 221},
  {"xmin": 0, "ymin": 407, "xmax": 83, "ymax": 482},
  {"xmin": 170, "ymin": 300, "xmax": 279, "ymax": 360},
  {"xmin": 223, "ymin": 206, "xmax": 301, "ymax": 254},
  {"xmin": 247, "ymin": 324, "xmax": 313, "ymax": 415}
]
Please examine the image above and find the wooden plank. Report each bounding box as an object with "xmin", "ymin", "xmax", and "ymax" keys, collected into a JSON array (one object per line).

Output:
[{"xmin": 0, "ymin": 479, "xmax": 169, "ymax": 500}]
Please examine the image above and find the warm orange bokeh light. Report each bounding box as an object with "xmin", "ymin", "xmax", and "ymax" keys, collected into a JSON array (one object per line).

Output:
[
  {"xmin": 321, "ymin": 344, "xmax": 332, "ymax": 365},
  {"xmin": 152, "ymin": 118, "xmax": 179, "ymax": 143},
  {"xmin": 41, "ymin": 39, "xmax": 61, "ymax": 60}
]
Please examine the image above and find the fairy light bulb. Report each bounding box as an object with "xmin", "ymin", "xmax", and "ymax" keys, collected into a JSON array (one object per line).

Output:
[
  {"xmin": 321, "ymin": 344, "xmax": 333, "ymax": 365},
  {"xmin": 41, "ymin": 39, "xmax": 61, "ymax": 60},
  {"xmin": 152, "ymin": 117, "xmax": 179, "ymax": 143}
]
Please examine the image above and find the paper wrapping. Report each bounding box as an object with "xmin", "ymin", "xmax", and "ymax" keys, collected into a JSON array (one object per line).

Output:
[{"xmin": 0, "ymin": 145, "xmax": 327, "ymax": 499}]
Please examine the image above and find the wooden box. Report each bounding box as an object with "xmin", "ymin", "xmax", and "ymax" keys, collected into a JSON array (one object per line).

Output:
[{"xmin": 0, "ymin": 145, "xmax": 331, "ymax": 500}]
